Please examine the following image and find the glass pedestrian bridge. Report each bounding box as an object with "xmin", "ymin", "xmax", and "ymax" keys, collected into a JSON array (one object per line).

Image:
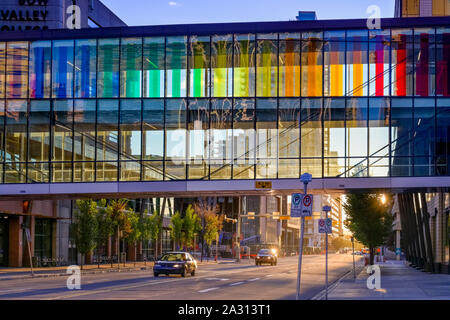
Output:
[{"xmin": 0, "ymin": 17, "xmax": 449, "ymax": 198}]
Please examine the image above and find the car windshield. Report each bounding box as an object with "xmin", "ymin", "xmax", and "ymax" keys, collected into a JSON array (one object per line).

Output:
[
  {"xmin": 160, "ymin": 253, "xmax": 184, "ymax": 262},
  {"xmin": 259, "ymin": 249, "xmax": 271, "ymax": 255}
]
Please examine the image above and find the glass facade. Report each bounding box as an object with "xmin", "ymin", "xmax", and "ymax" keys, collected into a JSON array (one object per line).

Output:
[{"xmin": 0, "ymin": 25, "xmax": 449, "ymax": 183}]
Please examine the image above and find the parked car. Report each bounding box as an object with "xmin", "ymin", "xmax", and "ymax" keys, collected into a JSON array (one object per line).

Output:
[
  {"xmin": 153, "ymin": 252, "xmax": 197, "ymax": 277},
  {"xmin": 255, "ymin": 249, "xmax": 278, "ymax": 266}
]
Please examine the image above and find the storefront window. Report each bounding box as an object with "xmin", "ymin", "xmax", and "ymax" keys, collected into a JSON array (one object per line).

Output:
[{"xmin": 34, "ymin": 219, "xmax": 53, "ymax": 261}]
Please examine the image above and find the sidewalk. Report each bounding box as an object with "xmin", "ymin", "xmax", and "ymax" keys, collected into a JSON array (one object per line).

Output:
[
  {"xmin": 0, "ymin": 258, "xmax": 232, "ymax": 281},
  {"xmin": 327, "ymin": 260, "xmax": 450, "ymax": 300}
]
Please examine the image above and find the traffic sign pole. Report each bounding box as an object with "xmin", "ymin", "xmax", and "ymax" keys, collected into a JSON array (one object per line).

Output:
[
  {"xmin": 321, "ymin": 206, "xmax": 331, "ymax": 300},
  {"xmin": 296, "ymin": 173, "xmax": 312, "ymax": 300},
  {"xmin": 296, "ymin": 193, "xmax": 306, "ymax": 300}
]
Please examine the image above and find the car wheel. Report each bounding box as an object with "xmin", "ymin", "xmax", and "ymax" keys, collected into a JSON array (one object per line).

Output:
[
  {"xmin": 154, "ymin": 272, "xmax": 159, "ymax": 277},
  {"xmin": 191, "ymin": 269, "xmax": 196, "ymax": 276},
  {"xmin": 255, "ymin": 262, "xmax": 259, "ymax": 266}
]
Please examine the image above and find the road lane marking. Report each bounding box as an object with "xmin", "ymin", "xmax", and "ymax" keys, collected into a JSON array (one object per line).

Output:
[
  {"xmin": 247, "ymin": 278, "xmax": 260, "ymax": 282},
  {"xmin": 198, "ymin": 287, "xmax": 219, "ymax": 293},
  {"xmin": 205, "ymin": 278, "xmax": 229, "ymax": 281},
  {"xmin": 265, "ymin": 274, "xmax": 273, "ymax": 277},
  {"xmin": 229, "ymin": 282, "xmax": 245, "ymax": 286}
]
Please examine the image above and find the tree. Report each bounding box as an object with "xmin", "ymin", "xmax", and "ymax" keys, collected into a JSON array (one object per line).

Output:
[
  {"xmin": 343, "ymin": 193, "xmax": 393, "ymax": 265},
  {"xmin": 72, "ymin": 200, "xmax": 99, "ymax": 270},
  {"xmin": 106, "ymin": 199, "xmax": 132, "ymax": 267},
  {"xmin": 145, "ymin": 212, "xmax": 162, "ymax": 260},
  {"xmin": 194, "ymin": 201, "xmax": 219, "ymax": 262},
  {"xmin": 124, "ymin": 209, "xmax": 141, "ymax": 266},
  {"xmin": 169, "ymin": 211, "xmax": 184, "ymax": 250},
  {"xmin": 204, "ymin": 212, "xmax": 224, "ymax": 259},
  {"xmin": 183, "ymin": 204, "xmax": 200, "ymax": 250},
  {"xmin": 95, "ymin": 199, "xmax": 115, "ymax": 268}
]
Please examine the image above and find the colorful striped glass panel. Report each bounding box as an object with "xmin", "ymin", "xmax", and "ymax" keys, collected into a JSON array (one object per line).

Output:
[
  {"xmin": 6, "ymin": 42, "xmax": 29, "ymax": 99},
  {"xmin": 29, "ymin": 41, "xmax": 51, "ymax": 99},
  {"xmin": 143, "ymin": 37, "xmax": 165, "ymax": 98},
  {"xmin": 98, "ymin": 39, "xmax": 120, "ymax": 98}
]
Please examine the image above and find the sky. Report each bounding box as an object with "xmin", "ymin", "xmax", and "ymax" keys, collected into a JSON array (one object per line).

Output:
[{"xmin": 101, "ymin": 0, "xmax": 396, "ymax": 26}]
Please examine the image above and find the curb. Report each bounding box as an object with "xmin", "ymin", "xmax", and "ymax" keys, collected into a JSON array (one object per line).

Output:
[
  {"xmin": 0, "ymin": 260, "xmax": 225, "ymax": 281},
  {"xmin": 0, "ymin": 266, "xmax": 153, "ymax": 281}
]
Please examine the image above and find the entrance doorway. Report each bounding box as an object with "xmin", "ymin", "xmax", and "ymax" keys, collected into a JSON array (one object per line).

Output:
[{"xmin": 0, "ymin": 217, "xmax": 9, "ymax": 266}]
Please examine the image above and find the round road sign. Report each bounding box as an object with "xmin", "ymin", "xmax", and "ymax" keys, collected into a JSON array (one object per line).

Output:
[
  {"xmin": 293, "ymin": 194, "xmax": 302, "ymax": 206},
  {"xmin": 302, "ymin": 195, "xmax": 312, "ymax": 207}
]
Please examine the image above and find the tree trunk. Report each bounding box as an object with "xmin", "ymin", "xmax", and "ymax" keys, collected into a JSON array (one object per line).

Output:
[{"xmin": 369, "ymin": 247, "xmax": 375, "ymax": 265}]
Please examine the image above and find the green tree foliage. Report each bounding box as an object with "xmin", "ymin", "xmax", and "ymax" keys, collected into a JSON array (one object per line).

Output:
[
  {"xmin": 169, "ymin": 211, "xmax": 184, "ymax": 249},
  {"xmin": 96, "ymin": 199, "xmax": 115, "ymax": 249},
  {"xmin": 72, "ymin": 200, "xmax": 99, "ymax": 269},
  {"xmin": 183, "ymin": 205, "xmax": 201, "ymax": 250},
  {"xmin": 343, "ymin": 193, "xmax": 394, "ymax": 265},
  {"xmin": 204, "ymin": 212, "xmax": 224, "ymax": 246},
  {"xmin": 124, "ymin": 210, "xmax": 141, "ymax": 245}
]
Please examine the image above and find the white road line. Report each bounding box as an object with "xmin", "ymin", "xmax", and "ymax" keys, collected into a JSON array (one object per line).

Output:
[
  {"xmin": 247, "ymin": 278, "xmax": 260, "ymax": 282},
  {"xmin": 198, "ymin": 287, "xmax": 219, "ymax": 293},
  {"xmin": 265, "ymin": 274, "xmax": 273, "ymax": 277},
  {"xmin": 229, "ymin": 282, "xmax": 245, "ymax": 286},
  {"xmin": 205, "ymin": 278, "xmax": 229, "ymax": 281},
  {"xmin": 0, "ymin": 288, "xmax": 32, "ymax": 293}
]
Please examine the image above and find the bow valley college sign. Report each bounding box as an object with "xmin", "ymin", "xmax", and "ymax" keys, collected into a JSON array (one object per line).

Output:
[{"xmin": 1, "ymin": 0, "xmax": 50, "ymax": 31}]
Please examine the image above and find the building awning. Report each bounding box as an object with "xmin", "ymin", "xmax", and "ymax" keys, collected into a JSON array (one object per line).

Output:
[{"xmin": 0, "ymin": 211, "xmax": 69, "ymax": 220}]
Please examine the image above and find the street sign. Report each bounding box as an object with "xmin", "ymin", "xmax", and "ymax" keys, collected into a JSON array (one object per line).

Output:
[
  {"xmin": 301, "ymin": 194, "xmax": 313, "ymax": 217},
  {"xmin": 290, "ymin": 193, "xmax": 303, "ymax": 217},
  {"xmin": 300, "ymin": 173, "xmax": 312, "ymax": 184},
  {"xmin": 255, "ymin": 181, "xmax": 272, "ymax": 189},
  {"xmin": 318, "ymin": 218, "xmax": 332, "ymax": 234}
]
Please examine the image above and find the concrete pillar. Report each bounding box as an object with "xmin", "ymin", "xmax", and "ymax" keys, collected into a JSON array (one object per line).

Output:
[{"xmin": 8, "ymin": 216, "xmax": 23, "ymax": 267}]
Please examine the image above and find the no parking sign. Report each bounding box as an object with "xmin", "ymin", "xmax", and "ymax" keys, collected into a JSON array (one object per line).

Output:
[
  {"xmin": 290, "ymin": 193, "xmax": 313, "ymax": 217},
  {"xmin": 318, "ymin": 218, "xmax": 332, "ymax": 234}
]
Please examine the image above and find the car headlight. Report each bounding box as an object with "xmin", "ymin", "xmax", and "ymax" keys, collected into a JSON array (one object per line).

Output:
[
  {"xmin": 256, "ymin": 255, "xmax": 260, "ymax": 259},
  {"xmin": 173, "ymin": 264, "xmax": 181, "ymax": 268}
]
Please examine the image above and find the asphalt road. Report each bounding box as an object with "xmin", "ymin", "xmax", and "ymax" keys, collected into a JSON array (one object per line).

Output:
[{"xmin": 0, "ymin": 254, "xmax": 362, "ymax": 300}]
